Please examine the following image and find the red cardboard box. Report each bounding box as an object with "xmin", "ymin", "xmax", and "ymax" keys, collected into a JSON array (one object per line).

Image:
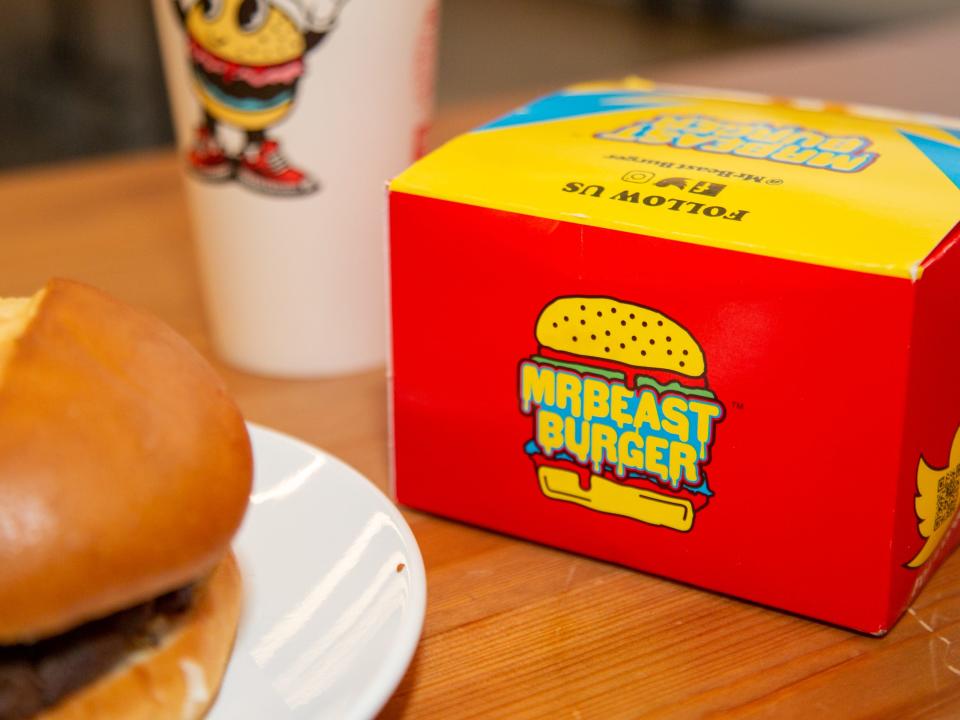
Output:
[{"xmin": 387, "ymin": 80, "xmax": 960, "ymax": 633}]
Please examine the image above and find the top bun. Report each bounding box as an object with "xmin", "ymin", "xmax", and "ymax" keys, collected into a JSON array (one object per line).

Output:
[
  {"xmin": 535, "ymin": 296, "xmax": 705, "ymax": 377},
  {"xmin": 0, "ymin": 279, "xmax": 252, "ymax": 643}
]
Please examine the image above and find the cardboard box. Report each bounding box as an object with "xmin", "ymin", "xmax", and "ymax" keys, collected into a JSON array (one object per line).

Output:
[{"xmin": 387, "ymin": 79, "xmax": 960, "ymax": 634}]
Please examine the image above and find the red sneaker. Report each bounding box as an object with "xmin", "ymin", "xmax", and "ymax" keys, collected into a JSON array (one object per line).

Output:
[
  {"xmin": 237, "ymin": 140, "xmax": 318, "ymax": 196},
  {"xmin": 187, "ymin": 126, "xmax": 232, "ymax": 181}
]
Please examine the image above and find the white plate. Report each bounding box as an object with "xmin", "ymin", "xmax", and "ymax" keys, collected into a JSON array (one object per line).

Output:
[{"xmin": 208, "ymin": 423, "xmax": 426, "ymax": 720}]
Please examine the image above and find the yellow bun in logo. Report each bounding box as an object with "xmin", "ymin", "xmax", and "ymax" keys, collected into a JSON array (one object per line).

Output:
[
  {"xmin": 535, "ymin": 297, "xmax": 706, "ymax": 378},
  {"xmin": 907, "ymin": 425, "xmax": 960, "ymax": 568}
]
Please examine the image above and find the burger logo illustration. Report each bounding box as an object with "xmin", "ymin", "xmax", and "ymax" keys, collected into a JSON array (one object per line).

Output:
[
  {"xmin": 169, "ymin": 0, "xmax": 348, "ymax": 195},
  {"xmin": 519, "ymin": 296, "xmax": 724, "ymax": 532}
]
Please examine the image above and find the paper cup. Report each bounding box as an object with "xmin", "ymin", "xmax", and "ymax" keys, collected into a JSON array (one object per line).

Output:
[{"xmin": 152, "ymin": 0, "xmax": 438, "ymax": 376}]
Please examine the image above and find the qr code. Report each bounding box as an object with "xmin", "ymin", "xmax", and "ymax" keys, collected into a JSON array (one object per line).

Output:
[{"xmin": 935, "ymin": 468, "xmax": 960, "ymax": 531}]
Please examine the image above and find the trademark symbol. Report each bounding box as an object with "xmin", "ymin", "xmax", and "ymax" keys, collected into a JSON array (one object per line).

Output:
[
  {"xmin": 731, "ymin": 401, "xmax": 745, "ymax": 411},
  {"xmin": 766, "ymin": 178, "xmax": 783, "ymax": 185}
]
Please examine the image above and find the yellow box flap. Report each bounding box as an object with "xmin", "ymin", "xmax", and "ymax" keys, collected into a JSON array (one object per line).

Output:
[{"xmin": 392, "ymin": 79, "xmax": 960, "ymax": 279}]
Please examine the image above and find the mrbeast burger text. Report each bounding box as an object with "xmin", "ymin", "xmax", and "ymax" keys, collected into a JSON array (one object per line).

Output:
[{"xmin": 519, "ymin": 296, "xmax": 724, "ymax": 532}]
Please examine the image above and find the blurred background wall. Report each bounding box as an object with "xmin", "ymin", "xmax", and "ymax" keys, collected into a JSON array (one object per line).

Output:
[{"xmin": 0, "ymin": 0, "xmax": 956, "ymax": 170}]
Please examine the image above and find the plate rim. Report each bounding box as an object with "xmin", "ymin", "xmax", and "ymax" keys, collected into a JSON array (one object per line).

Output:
[{"xmin": 242, "ymin": 422, "xmax": 426, "ymax": 720}]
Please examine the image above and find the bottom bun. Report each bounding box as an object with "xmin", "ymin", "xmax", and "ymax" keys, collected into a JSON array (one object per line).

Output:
[
  {"xmin": 537, "ymin": 466, "xmax": 695, "ymax": 531},
  {"xmin": 43, "ymin": 553, "xmax": 242, "ymax": 720}
]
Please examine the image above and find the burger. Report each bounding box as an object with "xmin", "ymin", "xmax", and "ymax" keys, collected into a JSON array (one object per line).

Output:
[
  {"xmin": 522, "ymin": 296, "xmax": 722, "ymax": 532},
  {"xmin": 181, "ymin": 0, "xmax": 335, "ymax": 133},
  {"xmin": 187, "ymin": 32, "xmax": 305, "ymax": 132},
  {"xmin": 0, "ymin": 280, "xmax": 251, "ymax": 719}
]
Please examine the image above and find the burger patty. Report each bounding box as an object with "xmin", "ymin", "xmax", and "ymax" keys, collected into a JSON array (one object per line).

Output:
[
  {"xmin": 192, "ymin": 62, "xmax": 298, "ymax": 102},
  {"xmin": 0, "ymin": 585, "xmax": 194, "ymax": 720}
]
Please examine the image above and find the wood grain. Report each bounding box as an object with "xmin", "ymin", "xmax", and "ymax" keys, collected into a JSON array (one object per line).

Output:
[{"xmin": 3, "ymin": 20, "xmax": 960, "ymax": 715}]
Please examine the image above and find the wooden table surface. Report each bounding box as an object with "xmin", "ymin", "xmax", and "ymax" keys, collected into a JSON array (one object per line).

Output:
[{"xmin": 4, "ymin": 20, "xmax": 960, "ymax": 717}]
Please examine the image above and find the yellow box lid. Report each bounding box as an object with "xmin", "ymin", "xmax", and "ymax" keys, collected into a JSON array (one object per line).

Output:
[{"xmin": 391, "ymin": 79, "xmax": 960, "ymax": 279}]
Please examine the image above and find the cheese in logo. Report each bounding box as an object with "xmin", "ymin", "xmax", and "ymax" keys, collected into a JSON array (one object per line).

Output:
[{"xmin": 518, "ymin": 296, "xmax": 724, "ymax": 532}]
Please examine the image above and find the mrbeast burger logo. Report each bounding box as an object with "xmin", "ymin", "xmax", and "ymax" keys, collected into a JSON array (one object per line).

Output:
[
  {"xmin": 518, "ymin": 296, "xmax": 724, "ymax": 532},
  {"xmin": 597, "ymin": 114, "xmax": 878, "ymax": 173}
]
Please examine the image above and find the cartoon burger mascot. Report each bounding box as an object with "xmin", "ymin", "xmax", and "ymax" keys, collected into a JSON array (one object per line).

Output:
[{"xmin": 170, "ymin": 0, "xmax": 347, "ymax": 195}]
